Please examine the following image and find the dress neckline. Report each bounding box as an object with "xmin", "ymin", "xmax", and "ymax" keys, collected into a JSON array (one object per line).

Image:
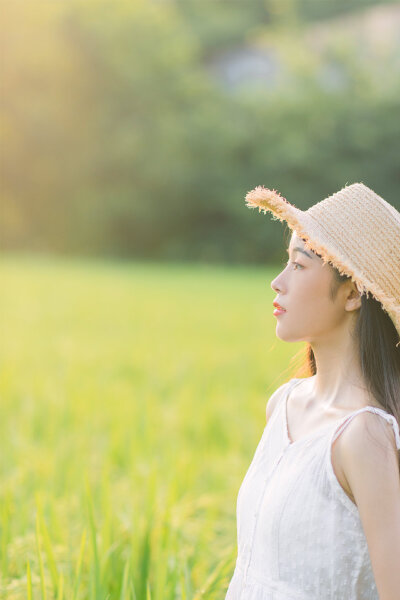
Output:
[{"xmin": 283, "ymin": 378, "xmax": 388, "ymax": 447}]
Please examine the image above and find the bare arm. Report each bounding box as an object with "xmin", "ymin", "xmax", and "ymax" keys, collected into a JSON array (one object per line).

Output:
[{"xmin": 340, "ymin": 412, "xmax": 400, "ymax": 600}]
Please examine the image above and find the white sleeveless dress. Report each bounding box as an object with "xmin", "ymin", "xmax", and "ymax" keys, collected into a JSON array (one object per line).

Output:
[{"xmin": 225, "ymin": 377, "xmax": 400, "ymax": 600}]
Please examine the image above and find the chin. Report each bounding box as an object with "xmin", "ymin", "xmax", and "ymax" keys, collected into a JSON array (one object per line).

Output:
[{"xmin": 275, "ymin": 324, "xmax": 305, "ymax": 344}]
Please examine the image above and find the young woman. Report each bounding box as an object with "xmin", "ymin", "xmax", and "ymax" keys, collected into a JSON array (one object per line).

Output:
[{"xmin": 225, "ymin": 183, "xmax": 400, "ymax": 600}]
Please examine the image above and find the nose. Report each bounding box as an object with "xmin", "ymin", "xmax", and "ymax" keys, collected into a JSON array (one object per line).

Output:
[{"xmin": 271, "ymin": 267, "xmax": 286, "ymax": 293}]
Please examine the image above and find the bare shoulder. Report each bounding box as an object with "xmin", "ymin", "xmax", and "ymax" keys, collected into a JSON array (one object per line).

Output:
[
  {"xmin": 265, "ymin": 381, "xmax": 288, "ymax": 423},
  {"xmin": 337, "ymin": 410, "xmax": 400, "ymax": 504},
  {"xmin": 340, "ymin": 409, "xmax": 399, "ymax": 459},
  {"xmin": 265, "ymin": 378, "xmax": 302, "ymax": 424}
]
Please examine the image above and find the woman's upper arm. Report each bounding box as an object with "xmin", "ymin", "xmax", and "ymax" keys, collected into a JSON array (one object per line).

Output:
[{"xmin": 340, "ymin": 413, "xmax": 400, "ymax": 600}]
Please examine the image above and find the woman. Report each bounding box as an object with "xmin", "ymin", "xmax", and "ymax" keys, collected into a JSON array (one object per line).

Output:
[{"xmin": 225, "ymin": 183, "xmax": 400, "ymax": 600}]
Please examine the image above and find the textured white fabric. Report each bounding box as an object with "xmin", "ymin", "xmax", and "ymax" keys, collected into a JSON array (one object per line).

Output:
[{"xmin": 225, "ymin": 377, "xmax": 400, "ymax": 600}]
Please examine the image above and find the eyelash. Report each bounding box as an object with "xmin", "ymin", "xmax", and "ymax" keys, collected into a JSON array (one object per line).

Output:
[{"xmin": 283, "ymin": 259, "xmax": 303, "ymax": 270}]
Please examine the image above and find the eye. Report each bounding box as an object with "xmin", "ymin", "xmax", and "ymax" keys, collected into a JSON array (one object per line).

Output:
[
  {"xmin": 292, "ymin": 261, "xmax": 303, "ymax": 270},
  {"xmin": 283, "ymin": 259, "xmax": 303, "ymax": 270}
]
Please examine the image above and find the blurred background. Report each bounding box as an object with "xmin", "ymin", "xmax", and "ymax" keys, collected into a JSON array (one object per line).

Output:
[
  {"xmin": 1, "ymin": 1, "xmax": 400, "ymax": 599},
  {"xmin": 2, "ymin": 0, "xmax": 400, "ymax": 262}
]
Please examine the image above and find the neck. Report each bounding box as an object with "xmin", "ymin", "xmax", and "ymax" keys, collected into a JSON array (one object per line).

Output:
[{"xmin": 309, "ymin": 328, "xmax": 369, "ymax": 410}]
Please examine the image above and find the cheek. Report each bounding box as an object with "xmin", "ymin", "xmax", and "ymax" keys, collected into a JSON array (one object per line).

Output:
[
  {"xmin": 290, "ymin": 270, "xmax": 335, "ymax": 318},
  {"xmin": 293, "ymin": 270, "xmax": 323, "ymax": 300}
]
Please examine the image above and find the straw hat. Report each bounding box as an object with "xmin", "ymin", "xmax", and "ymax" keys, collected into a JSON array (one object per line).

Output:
[{"xmin": 245, "ymin": 182, "xmax": 400, "ymax": 348}]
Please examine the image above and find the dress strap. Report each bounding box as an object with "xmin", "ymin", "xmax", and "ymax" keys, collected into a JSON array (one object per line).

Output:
[
  {"xmin": 332, "ymin": 406, "xmax": 400, "ymax": 450},
  {"xmin": 281, "ymin": 378, "xmax": 304, "ymax": 411},
  {"xmin": 280, "ymin": 378, "xmax": 305, "ymax": 441},
  {"xmin": 274, "ymin": 378, "xmax": 303, "ymax": 412}
]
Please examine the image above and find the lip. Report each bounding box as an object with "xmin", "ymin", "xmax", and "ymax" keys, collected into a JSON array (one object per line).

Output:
[
  {"xmin": 273, "ymin": 300, "xmax": 287, "ymax": 311},
  {"xmin": 273, "ymin": 300, "xmax": 287, "ymax": 316}
]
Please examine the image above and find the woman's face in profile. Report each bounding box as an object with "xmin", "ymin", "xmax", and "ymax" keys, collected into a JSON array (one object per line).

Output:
[{"xmin": 270, "ymin": 231, "xmax": 357, "ymax": 344}]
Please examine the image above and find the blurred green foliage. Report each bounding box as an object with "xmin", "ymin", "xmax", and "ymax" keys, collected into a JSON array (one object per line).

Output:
[
  {"xmin": 1, "ymin": 0, "xmax": 399, "ymax": 262},
  {"xmin": 0, "ymin": 255, "xmax": 303, "ymax": 598}
]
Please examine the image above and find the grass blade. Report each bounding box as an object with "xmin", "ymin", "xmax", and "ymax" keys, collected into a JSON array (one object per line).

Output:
[
  {"xmin": 27, "ymin": 560, "xmax": 33, "ymax": 600},
  {"xmin": 57, "ymin": 572, "xmax": 64, "ymax": 600},
  {"xmin": 146, "ymin": 580, "xmax": 152, "ymax": 600},
  {"xmin": 120, "ymin": 559, "xmax": 131, "ymax": 600},
  {"xmin": 85, "ymin": 477, "xmax": 101, "ymax": 600},
  {"xmin": 36, "ymin": 495, "xmax": 59, "ymax": 595},
  {"xmin": 1, "ymin": 496, "xmax": 10, "ymax": 577},
  {"xmin": 73, "ymin": 528, "xmax": 87, "ymax": 600},
  {"xmin": 35, "ymin": 513, "xmax": 47, "ymax": 600}
]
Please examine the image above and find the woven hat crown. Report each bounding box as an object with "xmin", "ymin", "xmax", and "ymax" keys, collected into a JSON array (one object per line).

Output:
[{"xmin": 245, "ymin": 182, "xmax": 400, "ymax": 347}]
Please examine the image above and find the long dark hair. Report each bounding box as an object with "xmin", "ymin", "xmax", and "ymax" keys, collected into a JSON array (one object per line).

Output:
[{"xmin": 290, "ymin": 244, "xmax": 400, "ymax": 446}]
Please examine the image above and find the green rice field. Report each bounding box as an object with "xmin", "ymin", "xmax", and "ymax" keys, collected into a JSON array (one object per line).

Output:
[{"xmin": 0, "ymin": 254, "xmax": 304, "ymax": 600}]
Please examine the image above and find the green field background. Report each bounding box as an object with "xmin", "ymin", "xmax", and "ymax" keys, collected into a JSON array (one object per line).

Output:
[{"xmin": 0, "ymin": 255, "xmax": 305, "ymax": 599}]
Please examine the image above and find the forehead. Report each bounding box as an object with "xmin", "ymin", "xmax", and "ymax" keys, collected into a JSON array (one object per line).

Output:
[
  {"xmin": 289, "ymin": 231, "xmax": 305, "ymax": 247},
  {"xmin": 289, "ymin": 231, "xmax": 320, "ymax": 260}
]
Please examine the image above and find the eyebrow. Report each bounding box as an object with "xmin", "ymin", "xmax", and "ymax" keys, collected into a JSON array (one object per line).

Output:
[{"xmin": 286, "ymin": 246, "xmax": 315, "ymax": 259}]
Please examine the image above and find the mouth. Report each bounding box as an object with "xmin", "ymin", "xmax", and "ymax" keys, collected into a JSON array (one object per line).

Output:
[{"xmin": 273, "ymin": 301, "xmax": 287, "ymax": 312}]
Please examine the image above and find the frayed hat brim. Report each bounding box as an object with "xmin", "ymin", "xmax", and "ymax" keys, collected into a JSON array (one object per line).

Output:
[{"xmin": 245, "ymin": 185, "xmax": 400, "ymax": 347}]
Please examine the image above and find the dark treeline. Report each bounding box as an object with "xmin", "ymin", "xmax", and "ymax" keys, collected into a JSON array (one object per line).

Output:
[{"xmin": 1, "ymin": 0, "xmax": 399, "ymax": 263}]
